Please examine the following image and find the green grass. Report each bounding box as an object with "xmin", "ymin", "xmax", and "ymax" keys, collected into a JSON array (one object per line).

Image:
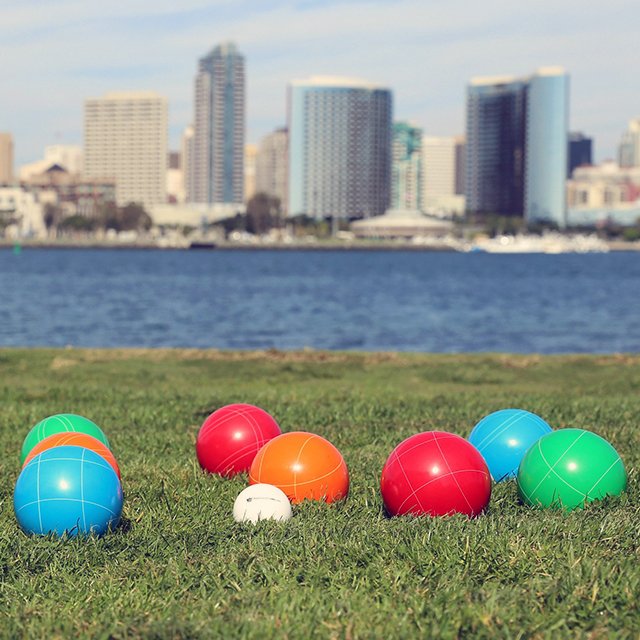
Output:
[{"xmin": 1, "ymin": 349, "xmax": 639, "ymax": 639}]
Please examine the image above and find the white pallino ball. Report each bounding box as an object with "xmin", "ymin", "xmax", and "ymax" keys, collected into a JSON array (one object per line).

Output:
[{"xmin": 233, "ymin": 484, "xmax": 293, "ymax": 523}]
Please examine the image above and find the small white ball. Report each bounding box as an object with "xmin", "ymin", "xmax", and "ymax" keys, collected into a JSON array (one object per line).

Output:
[{"xmin": 233, "ymin": 484, "xmax": 293, "ymax": 523}]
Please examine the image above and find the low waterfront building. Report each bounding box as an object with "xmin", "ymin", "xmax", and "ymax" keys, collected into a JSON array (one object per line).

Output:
[
  {"xmin": 0, "ymin": 187, "xmax": 46, "ymax": 238},
  {"xmin": 21, "ymin": 164, "xmax": 116, "ymax": 218},
  {"xmin": 566, "ymin": 161, "xmax": 640, "ymax": 226},
  {"xmin": 350, "ymin": 208, "xmax": 454, "ymax": 239}
]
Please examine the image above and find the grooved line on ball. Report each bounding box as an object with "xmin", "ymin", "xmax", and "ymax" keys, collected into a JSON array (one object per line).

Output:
[
  {"xmin": 200, "ymin": 407, "xmax": 266, "ymax": 446},
  {"xmin": 433, "ymin": 436, "xmax": 474, "ymax": 513},
  {"xmin": 266, "ymin": 459, "xmax": 344, "ymax": 489},
  {"xmin": 293, "ymin": 436, "xmax": 316, "ymax": 500},
  {"xmin": 525, "ymin": 433, "xmax": 587, "ymax": 503},
  {"xmin": 80, "ymin": 449, "xmax": 87, "ymax": 531},
  {"xmin": 396, "ymin": 469, "xmax": 488, "ymax": 514},
  {"xmin": 393, "ymin": 448, "xmax": 424, "ymax": 514},
  {"xmin": 25, "ymin": 456, "xmax": 112, "ymax": 472},
  {"xmin": 395, "ymin": 433, "xmax": 459, "ymax": 462},
  {"xmin": 225, "ymin": 406, "xmax": 264, "ymax": 454},
  {"xmin": 537, "ymin": 445, "xmax": 586, "ymax": 500},
  {"xmin": 586, "ymin": 457, "xmax": 622, "ymax": 498},
  {"xmin": 474, "ymin": 411, "xmax": 527, "ymax": 452},
  {"xmin": 216, "ymin": 440, "xmax": 264, "ymax": 474},
  {"xmin": 16, "ymin": 497, "xmax": 118, "ymax": 517},
  {"xmin": 36, "ymin": 454, "xmax": 43, "ymax": 534}
]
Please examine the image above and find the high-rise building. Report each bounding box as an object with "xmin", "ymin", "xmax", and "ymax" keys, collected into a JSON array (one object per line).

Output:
[
  {"xmin": 618, "ymin": 117, "xmax": 640, "ymax": 168},
  {"xmin": 391, "ymin": 122, "xmax": 422, "ymax": 211},
  {"xmin": 423, "ymin": 136, "xmax": 456, "ymax": 204},
  {"xmin": 193, "ymin": 42, "xmax": 245, "ymax": 205},
  {"xmin": 244, "ymin": 144, "xmax": 257, "ymax": 202},
  {"xmin": 256, "ymin": 128, "xmax": 288, "ymax": 213},
  {"xmin": 288, "ymin": 76, "xmax": 392, "ymax": 219},
  {"xmin": 465, "ymin": 68, "xmax": 568, "ymax": 227},
  {"xmin": 454, "ymin": 136, "xmax": 466, "ymax": 196},
  {"xmin": 567, "ymin": 132, "xmax": 592, "ymax": 177},
  {"xmin": 84, "ymin": 91, "xmax": 168, "ymax": 207},
  {"xmin": 181, "ymin": 125, "xmax": 195, "ymax": 203},
  {"xmin": 0, "ymin": 133, "xmax": 14, "ymax": 184}
]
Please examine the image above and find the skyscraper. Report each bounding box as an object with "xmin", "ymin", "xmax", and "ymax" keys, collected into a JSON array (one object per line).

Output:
[
  {"xmin": 567, "ymin": 132, "xmax": 593, "ymax": 177},
  {"xmin": 256, "ymin": 128, "xmax": 288, "ymax": 213},
  {"xmin": 618, "ymin": 117, "xmax": 640, "ymax": 168},
  {"xmin": 423, "ymin": 136, "xmax": 456, "ymax": 206},
  {"xmin": 0, "ymin": 133, "xmax": 14, "ymax": 184},
  {"xmin": 84, "ymin": 92, "xmax": 168, "ymax": 207},
  {"xmin": 465, "ymin": 68, "xmax": 568, "ymax": 227},
  {"xmin": 288, "ymin": 76, "xmax": 392, "ymax": 218},
  {"xmin": 193, "ymin": 42, "xmax": 245, "ymax": 205},
  {"xmin": 391, "ymin": 122, "xmax": 422, "ymax": 211}
]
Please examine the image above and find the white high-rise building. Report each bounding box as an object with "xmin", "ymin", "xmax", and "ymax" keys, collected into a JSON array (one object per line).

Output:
[
  {"xmin": 84, "ymin": 91, "xmax": 168, "ymax": 207},
  {"xmin": 423, "ymin": 136, "xmax": 456, "ymax": 202},
  {"xmin": 618, "ymin": 117, "xmax": 640, "ymax": 168},
  {"xmin": 0, "ymin": 133, "xmax": 14, "ymax": 184}
]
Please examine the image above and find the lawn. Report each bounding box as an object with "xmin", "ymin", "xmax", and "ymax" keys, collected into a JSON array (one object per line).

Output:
[{"xmin": 0, "ymin": 349, "xmax": 638, "ymax": 638}]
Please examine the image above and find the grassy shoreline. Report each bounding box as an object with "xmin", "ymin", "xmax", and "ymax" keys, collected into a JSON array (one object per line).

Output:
[{"xmin": 1, "ymin": 349, "xmax": 638, "ymax": 638}]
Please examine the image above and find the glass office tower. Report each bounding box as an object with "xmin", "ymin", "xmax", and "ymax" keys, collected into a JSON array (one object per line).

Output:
[
  {"xmin": 465, "ymin": 68, "xmax": 569, "ymax": 227},
  {"xmin": 525, "ymin": 68, "xmax": 569, "ymax": 227},
  {"xmin": 193, "ymin": 42, "xmax": 245, "ymax": 205},
  {"xmin": 288, "ymin": 77, "xmax": 392, "ymax": 218}
]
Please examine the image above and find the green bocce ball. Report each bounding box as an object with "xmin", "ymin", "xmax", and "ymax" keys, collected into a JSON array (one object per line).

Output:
[
  {"xmin": 517, "ymin": 428, "xmax": 626, "ymax": 511},
  {"xmin": 20, "ymin": 414, "xmax": 110, "ymax": 463}
]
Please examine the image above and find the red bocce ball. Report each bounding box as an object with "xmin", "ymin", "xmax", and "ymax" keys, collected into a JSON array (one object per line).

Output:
[
  {"xmin": 380, "ymin": 431, "xmax": 491, "ymax": 517},
  {"xmin": 196, "ymin": 403, "xmax": 281, "ymax": 477}
]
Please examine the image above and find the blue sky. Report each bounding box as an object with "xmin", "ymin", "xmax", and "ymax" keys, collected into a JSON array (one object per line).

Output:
[{"xmin": 1, "ymin": 0, "xmax": 638, "ymax": 166}]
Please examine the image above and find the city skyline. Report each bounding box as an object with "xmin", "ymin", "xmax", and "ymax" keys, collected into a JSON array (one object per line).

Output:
[{"xmin": 1, "ymin": 0, "xmax": 638, "ymax": 167}]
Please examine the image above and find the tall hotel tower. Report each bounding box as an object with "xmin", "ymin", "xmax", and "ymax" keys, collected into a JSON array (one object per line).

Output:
[
  {"xmin": 465, "ymin": 67, "xmax": 568, "ymax": 227},
  {"xmin": 84, "ymin": 92, "xmax": 168, "ymax": 207},
  {"xmin": 288, "ymin": 76, "xmax": 392, "ymax": 218},
  {"xmin": 193, "ymin": 42, "xmax": 245, "ymax": 205}
]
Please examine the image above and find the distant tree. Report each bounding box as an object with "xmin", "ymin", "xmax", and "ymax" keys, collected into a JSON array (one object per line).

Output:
[
  {"xmin": 43, "ymin": 203, "xmax": 63, "ymax": 230},
  {"xmin": 246, "ymin": 192, "xmax": 280, "ymax": 235},
  {"xmin": 120, "ymin": 203, "xmax": 152, "ymax": 231},
  {"xmin": 97, "ymin": 202, "xmax": 151, "ymax": 232},
  {"xmin": 58, "ymin": 215, "xmax": 98, "ymax": 232}
]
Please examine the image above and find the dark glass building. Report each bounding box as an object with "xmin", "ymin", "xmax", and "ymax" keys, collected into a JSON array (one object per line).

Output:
[
  {"xmin": 465, "ymin": 68, "xmax": 569, "ymax": 227},
  {"xmin": 567, "ymin": 132, "xmax": 593, "ymax": 177}
]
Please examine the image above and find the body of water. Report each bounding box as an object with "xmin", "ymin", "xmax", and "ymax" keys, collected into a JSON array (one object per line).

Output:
[{"xmin": 0, "ymin": 248, "xmax": 638, "ymax": 353}]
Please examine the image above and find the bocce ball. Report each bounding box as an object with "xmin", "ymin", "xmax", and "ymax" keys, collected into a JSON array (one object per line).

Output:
[
  {"xmin": 249, "ymin": 431, "xmax": 349, "ymax": 504},
  {"xmin": 233, "ymin": 484, "xmax": 293, "ymax": 523},
  {"xmin": 380, "ymin": 431, "xmax": 491, "ymax": 517},
  {"xmin": 21, "ymin": 413, "xmax": 110, "ymax": 463},
  {"xmin": 23, "ymin": 432, "xmax": 121, "ymax": 479},
  {"xmin": 196, "ymin": 403, "xmax": 281, "ymax": 476},
  {"xmin": 14, "ymin": 445, "xmax": 123, "ymax": 537},
  {"xmin": 517, "ymin": 428, "xmax": 626, "ymax": 511},
  {"xmin": 468, "ymin": 408, "xmax": 552, "ymax": 481}
]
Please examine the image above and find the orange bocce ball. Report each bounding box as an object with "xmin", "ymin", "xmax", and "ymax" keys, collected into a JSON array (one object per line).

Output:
[{"xmin": 249, "ymin": 431, "xmax": 349, "ymax": 504}]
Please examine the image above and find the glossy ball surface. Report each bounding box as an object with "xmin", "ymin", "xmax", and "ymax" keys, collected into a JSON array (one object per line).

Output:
[
  {"xmin": 21, "ymin": 414, "xmax": 110, "ymax": 463},
  {"xmin": 23, "ymin": 432, "xmax": 120, "ymax": 479},
  {"xmin": 469, "ymin": 409, "xmax": 552, "ymax": 481},
  {"xmin": 249, "ymin": 431, "xmax": 349, "ymax": 504},
  {"xmin": 14, "ymin": 445, "xmax": 123, "ymax": 537},
  {"xmin": 517, "ymin": 428, "xmax": 626, "ymax": 511},
  {"xmin": 196, "ymin": 404, "xmax": 282, "ymax": 476},
  {"xmin": 381, "ymin": 431, "xmax": 491, "ymax": 517},
  {"xmin": 233, "ymin": 484, "xmax": 293, "ymax": 523}
]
